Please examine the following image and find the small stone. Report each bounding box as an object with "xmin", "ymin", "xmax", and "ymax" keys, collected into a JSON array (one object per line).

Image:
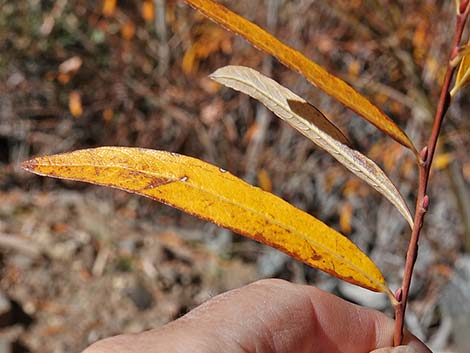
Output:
[
  {"xmin": 118, "ymin": 239, "xmax": 136, "ymax": 255},
  {"xmin": 0, "ymin": 340, "xmax": 11, "ymax": 353},
  {"xmin": 257, "ymin": 248, "xmax": 289, "ymax": 278},
  {"xmin": 125, "ymin": 283, "xmax": 154, "ymax": 311},
  {"xmin": 0, "ymin": 292, "xmax": 12, "ymax": 330},
  {"xmin": 0, "ymin": 292, "xmax": 11, "ymax": 317},
  {"xmin": 440, "ymin": 255, "xmax": 470, "ymax": 351}
]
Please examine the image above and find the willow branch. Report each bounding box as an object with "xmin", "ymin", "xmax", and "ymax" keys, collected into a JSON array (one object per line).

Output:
[{"xmin": 393, "ymin": 4, "xmax": 470, "ymax": 346}]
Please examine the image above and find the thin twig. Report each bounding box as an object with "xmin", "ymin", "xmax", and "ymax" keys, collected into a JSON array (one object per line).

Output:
[
  {"xmin": 393, "ymin": 4, "xmax": 470, "ymax": 345},
  {"xmin": 154, "ymin": 0, "xmax": 170, "ymax": 76},
  {"xmin": 0, "ymin": 233, "xmax": 43, "ymax": 258}
]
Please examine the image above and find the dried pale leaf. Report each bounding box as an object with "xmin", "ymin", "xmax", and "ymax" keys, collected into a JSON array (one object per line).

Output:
[
  {"xmin": 184, "ymin": 0, "xmax": 418, "ymax": 156},
  {"xmin": 22, "ymin": 147, "xmax": 390, "ymax": 294},
  {"xmin": 59, "ymin": 56, "xmax": 82, "ymax": 74},
  {"xmin": 210, "ymin": 65, "xmax": 413, "ymax": 228},
  {"xmin": 68, "ymin": 91, "xmax": 83, "ymax": 118}
]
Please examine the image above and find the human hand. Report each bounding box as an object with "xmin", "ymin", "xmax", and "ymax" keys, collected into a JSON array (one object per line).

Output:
[{"xmin": 83, "ymin": 279, "xmax": 431, "ymax": 353}]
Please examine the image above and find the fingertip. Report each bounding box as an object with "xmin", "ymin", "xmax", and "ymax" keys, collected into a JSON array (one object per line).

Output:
[
  {"xmin": 369, "ymin": 307, "xmax": 431, "ymax": 353},
  {"xmin": 291, "ymin": 284, "xmax": 431, "ymax": 353}
]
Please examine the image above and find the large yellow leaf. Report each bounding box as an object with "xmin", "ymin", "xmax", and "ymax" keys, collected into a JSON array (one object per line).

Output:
[
  {"xmin": 22, "ymin": 147, "xmax": 390, "ymax": 294},
  {"xmin": 184, "ymin": 0, "xmax": 418, "ymax": 156},
  {"xmin": 211, "ymin": 65, "xmax": 413, "ymax": 228}
]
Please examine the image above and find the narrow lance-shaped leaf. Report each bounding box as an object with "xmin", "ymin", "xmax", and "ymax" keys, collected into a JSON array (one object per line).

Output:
[
  {"xmin": 211, "ymin": 65, "xmax": 413, "ymax": 228},
  {"xmin": 184, "ymin": 0, "xmax": 418, "ymax": 157},
  {"xmin": 22, "ymin": 147, "xmax": 391, "ymax": 294},
  {"xmin": 451, "ymin": 42, "xmax": 470, "ymax": 96}
]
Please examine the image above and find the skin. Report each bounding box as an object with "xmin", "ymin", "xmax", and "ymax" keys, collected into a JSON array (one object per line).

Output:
[{"xmin": 83, "ymin": 279, "xmax": 432, "ymax": 353}]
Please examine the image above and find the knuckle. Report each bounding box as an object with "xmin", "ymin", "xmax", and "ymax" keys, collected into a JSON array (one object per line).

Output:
[
  {"xmin": 82, "ymin": 334, "xmax": 135, "ymax": 353},
  {"xmin": 251, "ymin": 278, "xmax": 290, "ymax": 288}
]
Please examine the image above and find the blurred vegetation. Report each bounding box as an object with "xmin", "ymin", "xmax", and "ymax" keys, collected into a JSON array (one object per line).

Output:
[{"xmin": 2, "ymin": 0, "xmax": 469, "ymax": 241}]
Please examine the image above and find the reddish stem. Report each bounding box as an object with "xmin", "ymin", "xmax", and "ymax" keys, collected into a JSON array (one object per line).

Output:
[
  {"xmin": 393, "ymin": 6, "xmax": 469, "ymax": 346},
  {"xmin": 461, "ymin": 0, "xmax": 470, "ymax": 14}
]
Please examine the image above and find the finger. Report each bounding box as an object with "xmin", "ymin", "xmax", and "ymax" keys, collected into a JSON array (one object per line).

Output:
[
  {"xmin": 371, "ymin": 346, "xmax": 420, "ymax": 353},
  {"xmin": 83, "ymin": 278, "xmax": 431, "ymax": 353}
]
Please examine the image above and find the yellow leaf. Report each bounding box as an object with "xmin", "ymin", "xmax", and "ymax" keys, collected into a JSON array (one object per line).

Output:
[
  {"xmin": 211, "ymin": 66, "xmax": 413, "ymax": 228},
  {"xmin": 412, "ymin": 19, "xmax": 429, "ymax": 63},
  {"xmin": 182, "ymin": 45, "xmax": 198, "ymax": 74},
  {"xmin": 348, "ymin": 59, "xmax": 361, "ymax": 79},
  {"xmin": 184, "ymin": 0, "xmax": 418, "ymax": 156},
  {"xmin": 58, "ymin": 72, "xmax": 71, "ymax": 85},
  {"xmin": 257, "ymin": 168, "xmax": 272, "ymax": 192},
  {"xmin": 340, "ymin": 203, "xmax": 353, "ymax": 234},
  {"xmin": 343, "ymin": 179, "xmax": 361, "ymax": 198},
  {"xmin": 121, "ymin": 20, "xmax": 136, "ymax": 40},
  {"xmin": 68, "ymin": 91, "xmax": 83, "ymax": 118},
  {"xmin": 22, "ymin": 147, "xmax": 391, "ymax": 294},
  {"xmin": 182, "ymin": 24, "xmax": 232, "ymax": 74},
  {"xmin": 451, "ymin": 41, "xmax": 470, "ymax": 96},
  {"xmin": 243, "ymin": 123, "xmax": 260, "ymax": 145},
  {"xmin": 142, "ymin": 0, "xmax": 155, "ymax": 22},
  {"xmin": 102, "ymin": 108, "xmax": 113, "ymax": 122},
  {"xmin": 433, "ymin": 153, "xmax": 454, "ymax": 170},
  {"xmin": 102, "ymin": 0, "xmax": 117, "ymax": 17}
]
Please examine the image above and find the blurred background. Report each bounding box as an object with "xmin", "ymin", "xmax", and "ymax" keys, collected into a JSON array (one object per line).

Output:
[{"xmin": 1, "ymin": 0, "xmax": 469, "ymax": 352}]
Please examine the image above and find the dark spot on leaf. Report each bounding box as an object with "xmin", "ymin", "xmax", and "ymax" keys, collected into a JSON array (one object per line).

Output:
[
  {"xmin": 143, "ymin": 177, "xmax": 173, "ymax": 190},
  {"xmin": 310, "ymin": 253, "xmax": 322, "ymax": 261},
  {"xmin": 287, "ymin": 99, "xmax": 351, "ymax": 146}
]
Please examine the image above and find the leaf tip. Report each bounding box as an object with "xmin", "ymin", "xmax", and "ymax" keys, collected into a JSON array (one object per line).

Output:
[
  {"xmin": 209, "ymin": 66, "xmax": 228, "ymax": 80},
  {"xmin": 21, "ymin": 158, "xmax": 39, "ymax": 173},
  {"xmin": 388, "ymin": 288, "xmax": 400, "ymax": 307}
]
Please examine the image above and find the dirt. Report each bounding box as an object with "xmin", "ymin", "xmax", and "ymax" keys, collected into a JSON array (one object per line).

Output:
[{"xmin": 0, "ymin": 189, "xmax": 260, "ymax": 352}]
